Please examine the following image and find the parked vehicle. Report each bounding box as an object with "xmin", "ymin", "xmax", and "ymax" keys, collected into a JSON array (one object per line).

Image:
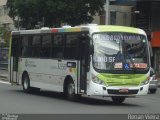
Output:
[{"xmin": 149, "ymin": 68, "xmax": 158, "ymax": 94}]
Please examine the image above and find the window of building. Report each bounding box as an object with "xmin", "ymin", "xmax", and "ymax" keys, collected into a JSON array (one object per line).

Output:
[
  {"xmin": 100, "ymin": 11, "xmax": 106, "ymax": 25},
  {"xmin": 110, "ymin": 11, "xmax": 116, "ymax": 25}
]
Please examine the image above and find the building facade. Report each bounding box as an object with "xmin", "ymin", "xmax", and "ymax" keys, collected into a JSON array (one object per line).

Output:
[
  {"xmin": 0, "ymin": 0, "xmax": 13, "ymax": 28},
  {"xmin": 93, "ymin": 4, "xmax": 133, "ymax": 26}
]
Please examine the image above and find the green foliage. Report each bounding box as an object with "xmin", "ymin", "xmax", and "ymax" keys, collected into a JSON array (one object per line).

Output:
[
  {"xmin": 0, "ymin": 27, "xmax": 11, "ymax": 47},
  {"xmin": 7, "ymin": 0, "xmax": 105, "ymax": 29}
]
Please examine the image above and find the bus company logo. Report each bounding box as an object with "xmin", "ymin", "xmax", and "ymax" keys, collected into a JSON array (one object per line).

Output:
[
  {"xmin": 58, "ymin": 63, "xmax": 67, "ymax": 70},
  {"xmin": 25, "ymin": 60, "xmax": 36, "ymax": 67}
]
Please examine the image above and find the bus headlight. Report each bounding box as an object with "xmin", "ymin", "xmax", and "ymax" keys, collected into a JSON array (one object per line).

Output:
[
  {"xmin": 92, "ymin": 74, "xmax": 105, "ymax": 85},
  {"xmin": 140, "ymin": 77, "xmax": 150, "ymax": 85}
]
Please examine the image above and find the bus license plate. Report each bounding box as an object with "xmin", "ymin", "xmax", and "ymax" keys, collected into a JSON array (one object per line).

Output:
[{"xmin": 119, "ymin": 89, "xmax": 129, "ymax": 93}]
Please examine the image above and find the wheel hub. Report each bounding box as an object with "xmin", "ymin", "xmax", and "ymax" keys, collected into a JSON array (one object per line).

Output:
[
  {"xmin": 24, "ymin": 78, "xmax": 28, "ymax": 89},
  {"xmin": 68, "ymin": 83, "xmax": 75, "ymax": 96}
]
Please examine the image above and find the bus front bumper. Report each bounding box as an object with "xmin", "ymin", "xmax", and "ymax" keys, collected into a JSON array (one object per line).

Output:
[{"xmin": 87, "ymin": 81, "xmax": 149, "ymax": 97}]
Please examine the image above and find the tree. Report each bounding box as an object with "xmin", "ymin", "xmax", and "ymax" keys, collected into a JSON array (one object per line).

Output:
[
  {"xmin": 0, "ymin": 26, "xmax": 10, "ymax": 47},
  {"xmin": 7, "ymin": 0, "xmax": 105, "ymax": 29}
]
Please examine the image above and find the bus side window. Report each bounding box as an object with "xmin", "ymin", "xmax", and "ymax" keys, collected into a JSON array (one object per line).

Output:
[
  {"xmin": 22, "ymin": 36, "xmax": 31, "ymax": 57},
  {"xmin": 64, "ymin": 34, "xmax": 78, "ymax": 59},
  {"xmin": 52, "ymin": 34, "xmax": 64, "ymax": 58},
  {"xmin": 22, "ymin": 36, "xmax": 27, "ymax": 57},
  {"xmin": 41, "ymin": 35, "xmax": 52, "ymax": 58},
  {"xmin": 11, "ymin": 36, "xmax": 17, "ymax": 57},
  {"xmin": 32, "ymin": 36, "xmax": 41, "ymax": 58}
]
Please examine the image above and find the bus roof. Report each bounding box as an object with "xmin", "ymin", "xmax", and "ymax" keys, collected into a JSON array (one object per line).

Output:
[
  {"xmin": 12, "ymin": 25, "xmax": 146, "ymax": 36},
  {"xmin": 88, "ymin": 25, "xmax": 146, "ymax": 35}
]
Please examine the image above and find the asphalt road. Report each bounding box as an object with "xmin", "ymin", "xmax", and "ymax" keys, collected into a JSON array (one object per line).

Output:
[{"xmin": 0, "ymin": 81, "xmax": 160, "ymax": 114}]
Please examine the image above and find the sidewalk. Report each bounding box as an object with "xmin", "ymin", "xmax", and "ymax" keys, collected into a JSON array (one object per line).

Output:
[{"xmin": 0, "ymin": 69, "xmax": 8, "ymax": 81}]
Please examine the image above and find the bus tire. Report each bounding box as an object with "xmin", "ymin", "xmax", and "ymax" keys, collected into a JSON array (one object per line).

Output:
[
  {"xmin": 111, "ymin": 96, "xmax": 125, "ymax": 104},
  {"xmin": 65, "ymin": 81, "xmax": 76, "ymax": 101},
  {"xmin": 149, "ymin": 89, "xmax": 157, "ymax": 94},
  {"xmin": 22, "ymin": 74, "xmax": 31, "ymax": 93}
]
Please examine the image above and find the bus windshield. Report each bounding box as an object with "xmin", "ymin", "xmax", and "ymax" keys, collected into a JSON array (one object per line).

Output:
[{"xmin": 92, "ymin": 32, "xmax": 149, "ymax": 73}]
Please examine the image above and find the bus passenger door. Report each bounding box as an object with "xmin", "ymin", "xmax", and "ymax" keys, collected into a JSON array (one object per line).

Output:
[
  {"xmin": 79, "ymin": 35, "xmax": 90, "ymax": 93},
  {"xmin": 10, "ymin": 36, "xmax": 20, "ymax": 84}
]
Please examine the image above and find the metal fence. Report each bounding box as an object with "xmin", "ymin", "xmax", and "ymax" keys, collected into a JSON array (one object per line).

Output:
[{"xmin": 0, "ymin": 47, "xmax": 8, "ymax": 69}]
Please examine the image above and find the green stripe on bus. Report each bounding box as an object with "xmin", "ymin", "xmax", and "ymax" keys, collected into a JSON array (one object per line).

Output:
[
  {"xmin": 98, "ymin": 26, "xmax": 139, "ymax": 34},
  {"xmin": 97, "ymin": 73, "xmax": 147, "ymax": 86}
]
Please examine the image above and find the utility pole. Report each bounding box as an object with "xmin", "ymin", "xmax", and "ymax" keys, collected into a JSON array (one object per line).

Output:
[{"xmin": 105, "ymin": 0, "xmax": 110, "ymax": 25}]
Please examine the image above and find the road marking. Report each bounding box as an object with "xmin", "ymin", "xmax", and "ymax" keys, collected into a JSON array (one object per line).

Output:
[{"xmin": 0, "ymin": 80, "xmax": 11, "ymax": 85}]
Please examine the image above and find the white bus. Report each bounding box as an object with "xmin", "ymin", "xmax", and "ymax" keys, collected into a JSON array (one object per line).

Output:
[{"xmin": 9, "ymin": 25, "xmax": 151, "ymax": 104}]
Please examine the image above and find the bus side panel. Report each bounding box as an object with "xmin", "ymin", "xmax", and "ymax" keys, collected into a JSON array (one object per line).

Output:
[
  {"xmin": 19, "ymin": 58, "xmax": 84, "ymax": 94},
  {"xmin": 20, "ymin": 58, "xmax": 64, "ymax": 92}
]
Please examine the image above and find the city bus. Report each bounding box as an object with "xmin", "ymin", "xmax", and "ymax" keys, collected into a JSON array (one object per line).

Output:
[{"xmin": 9, "ymin": 25, "xmax": 151, "ymax": 104}]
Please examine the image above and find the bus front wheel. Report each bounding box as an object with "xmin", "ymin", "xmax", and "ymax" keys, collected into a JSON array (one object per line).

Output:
[
  {"xmin": 22, "ymin": 74, "xmax": 31, "ymax": 93},
  {"xmin": 111, "ymin": 96, "xmax": 125, "ymax": 104}
]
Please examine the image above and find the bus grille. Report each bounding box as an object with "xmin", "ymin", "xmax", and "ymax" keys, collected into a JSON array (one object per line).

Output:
[{"xmin": 107, "ymin": 89, "xmax": 139, "ymax": 95}]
